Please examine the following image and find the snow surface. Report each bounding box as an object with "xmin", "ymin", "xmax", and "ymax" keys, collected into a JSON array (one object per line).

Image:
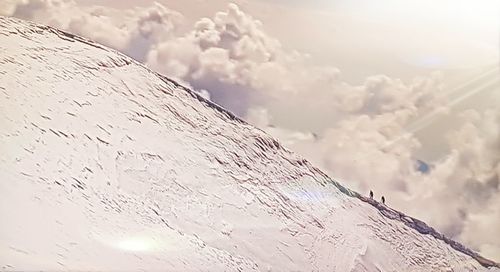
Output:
[{"xmin": 0, "ymin": 16, "xmax": 498, "ymax": 271}]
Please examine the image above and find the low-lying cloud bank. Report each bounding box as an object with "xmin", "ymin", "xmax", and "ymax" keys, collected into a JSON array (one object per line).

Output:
[{"xmin": 2, "ymin": 0, "xmax": 499, "ymax": 259}]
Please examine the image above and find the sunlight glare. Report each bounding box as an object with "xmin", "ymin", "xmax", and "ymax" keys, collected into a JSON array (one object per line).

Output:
[{"xmin": 118, "ymin": 237, "xmax": 153, "ymax": 252}]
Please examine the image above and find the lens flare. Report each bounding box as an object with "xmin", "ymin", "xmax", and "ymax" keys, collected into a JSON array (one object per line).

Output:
[{"xmin": 117, "ymin": 237, "xmax": 153, "ymax": 252}]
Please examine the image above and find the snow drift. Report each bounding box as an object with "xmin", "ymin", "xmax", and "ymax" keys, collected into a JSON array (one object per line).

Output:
[{"xmin": 0, "ymin": 16, "xmax": 498, "ymax": 271}]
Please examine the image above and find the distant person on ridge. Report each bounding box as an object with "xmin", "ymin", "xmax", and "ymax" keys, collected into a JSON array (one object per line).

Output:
[
  {"xmin": 369, "ymin": 190, "xmax": 373, "ymax": 199},
  {"xmin": 381, "ymin": 196, "xmax": 385, "ymax": 204}
]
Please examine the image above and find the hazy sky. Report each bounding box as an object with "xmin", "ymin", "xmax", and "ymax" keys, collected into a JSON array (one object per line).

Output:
[
  {"xmin": 2, "ymin": 0, "xmax": 500, "ymax": 260},
  {"xmin": 76, "ymin": 0, "xmax": 499, "ymax": 83}
]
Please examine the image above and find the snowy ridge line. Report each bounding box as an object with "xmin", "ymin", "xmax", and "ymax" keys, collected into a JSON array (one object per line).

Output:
[
  {"xmin": 6, "ymin": 16, "xmax": 142, "ymax": 68},
  {"xmin": 2, "ymin": 15, "xmax": 249, "ymax": 129},
  {"xmin": 355, "ymin": 193, "xmax": 499, "ymax": 268},
  {"xmin": 293, "ymin": 151, "xmax": 500, "ymax": 267},
  {"xmin": 155, "ymin": 72, "xmax": 248, "ymax": 126}
]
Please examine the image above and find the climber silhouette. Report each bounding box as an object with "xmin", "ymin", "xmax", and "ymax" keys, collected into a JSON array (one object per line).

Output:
[
  {"xmin": 381, "ymin": 196, "xmax": 385, "ymax": 204},
  {"xmin": 369, "ymin": 190, "xmax": 373, "ymax": 199}
]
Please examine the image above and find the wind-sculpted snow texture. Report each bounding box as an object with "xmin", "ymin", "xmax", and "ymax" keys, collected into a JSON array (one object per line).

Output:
[{"xmin": 0, "ymin": 16, "xmax": 498, "ymax": 271}]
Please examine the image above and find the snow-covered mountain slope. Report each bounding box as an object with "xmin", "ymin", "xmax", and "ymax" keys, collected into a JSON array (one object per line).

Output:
[{"xmin": 0, "ymin": 16, "xmax": 498, "ymax": 271}]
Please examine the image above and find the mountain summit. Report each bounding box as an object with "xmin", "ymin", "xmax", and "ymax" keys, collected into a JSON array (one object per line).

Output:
[{"xmin": 0, "ymin": 16, "xmax": 498, "ymax": 271}]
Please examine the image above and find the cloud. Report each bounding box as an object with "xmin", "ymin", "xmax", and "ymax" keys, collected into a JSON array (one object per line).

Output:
[
  {"xmin": 2, "ymin": 0, "xmax": 183, "ymax": 62},
  {"xmin": 2, "ymin": 0, "xmax": 499, "ymax": 260},
  {"xmin": 10, "ymin": 0, "xmax": 54, "ymax": 19},
  {"xmin": 145, "ymin": 3, "xmax": 284, "ymax": 116},
  {"xmin": 124, "ymin": 2, "xmax": 183, "ymax": 61},
  {"xmin": 425, "ymin": 109, "xmax": 500, "ymax": 258}
]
